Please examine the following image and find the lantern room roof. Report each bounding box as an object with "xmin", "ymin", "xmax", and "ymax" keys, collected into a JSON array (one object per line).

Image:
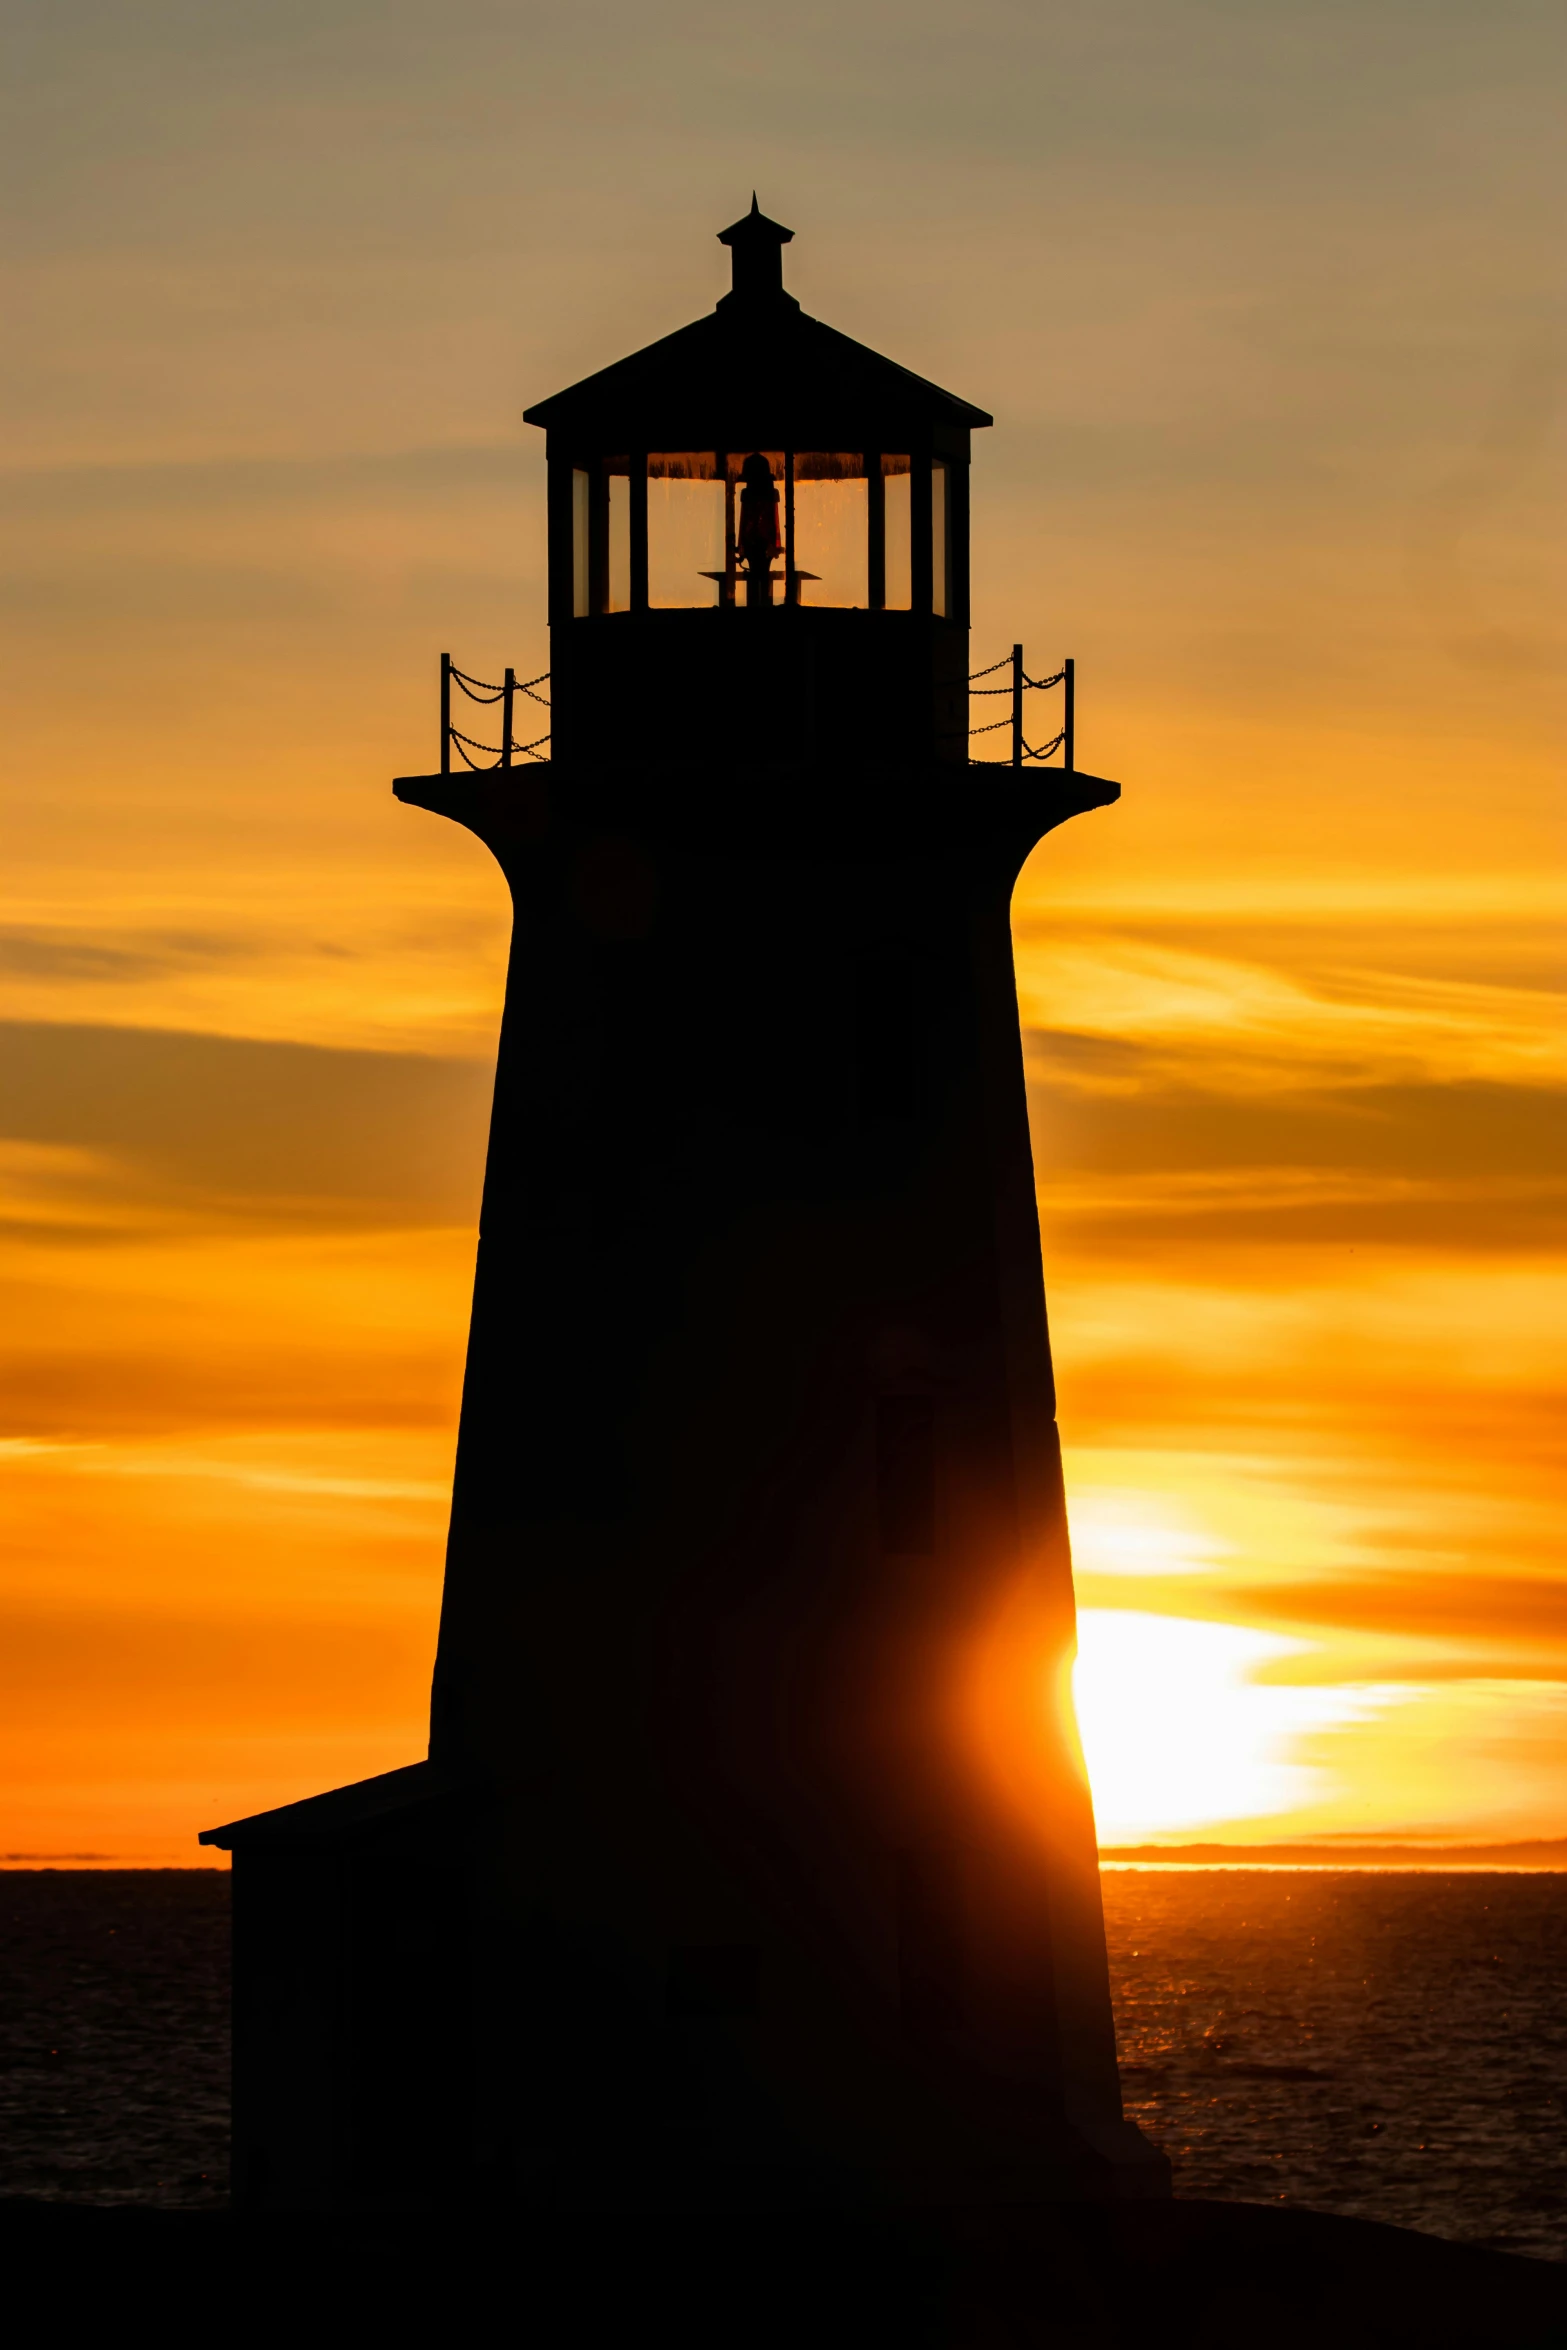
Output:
[{"xmin": 522, "ymin": 202, "xmax": 993, "ymax": 449}]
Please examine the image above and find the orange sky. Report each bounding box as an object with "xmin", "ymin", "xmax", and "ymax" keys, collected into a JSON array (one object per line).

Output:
[{"xmin": 2, "ymin": 0, "xmax": 1563, "ymax": 1862}]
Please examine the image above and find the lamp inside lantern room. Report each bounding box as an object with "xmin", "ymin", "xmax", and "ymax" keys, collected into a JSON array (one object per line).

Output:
[{"xmin": 736, "ymin": 452, "xmax": 781, "ymax": 603}]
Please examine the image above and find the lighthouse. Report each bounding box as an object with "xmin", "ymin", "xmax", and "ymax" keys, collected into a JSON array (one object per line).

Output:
[{"xmin": 204, "ymin": 201, "xmax": 1168, "ymax": 2214}]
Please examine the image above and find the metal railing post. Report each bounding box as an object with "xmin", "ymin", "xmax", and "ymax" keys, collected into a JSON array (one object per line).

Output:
[
  {"xmin": 1064, "ymin": 657, "xmax": 1075, "ymax": 772},
  {"xmin": 440, "ymin": 652, "xmax": 452, "ymax": 776},
  {"xmin": 502, "ymin": 668, "xmax": 516, "ymax": 770},
  {"xmin": 1011, "ymin": 643, "xmax": 1023, "ymax": 771}
]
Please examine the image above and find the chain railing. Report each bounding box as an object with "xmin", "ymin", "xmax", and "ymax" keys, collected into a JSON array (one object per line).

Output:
[
  {"xmin": 960, "ymin": 646, "xmax": 1074, "ymax": 770},
  {"xmin": 440, "ymin": 653, "xmax": 550, "ymax": 772},
  {"xmin": 433, "ymin": 645, "xmax": 1068, "ymax": 775}
]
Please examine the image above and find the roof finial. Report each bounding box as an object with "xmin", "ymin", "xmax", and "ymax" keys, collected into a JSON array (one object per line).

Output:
[{"xmin": 718, "ymin": 198, "xmax": 796, "ymax": 308}]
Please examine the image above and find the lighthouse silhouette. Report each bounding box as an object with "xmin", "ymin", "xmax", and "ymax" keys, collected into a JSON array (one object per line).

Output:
[{"xmin": 204, "ymin": 201, "xmax": 1168, "ymax": 2215}]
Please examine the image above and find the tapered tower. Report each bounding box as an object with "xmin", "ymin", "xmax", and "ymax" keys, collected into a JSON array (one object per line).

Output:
[{"xmin": 204, "ymin": 203, "xmax": 1167, "ymax": 2215}]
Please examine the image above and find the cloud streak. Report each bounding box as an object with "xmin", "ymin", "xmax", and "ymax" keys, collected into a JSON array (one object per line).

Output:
[{"xmin": 0, "ymin": 1021, "xmax": 492, "ymax": 1231}]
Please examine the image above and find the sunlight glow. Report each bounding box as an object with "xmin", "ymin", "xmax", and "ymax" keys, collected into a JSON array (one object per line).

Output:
[
  {"xmin": 1072, "ymin": 1610, "xmax": 1381, "ymax": 1841},
  {"xmin": 1068, "ymin": 1489, "xmax": 1232, "ymax": 1578}
]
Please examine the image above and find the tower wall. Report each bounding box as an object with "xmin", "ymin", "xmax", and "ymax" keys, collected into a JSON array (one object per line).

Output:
[{"xmin": 410, "ymin": 752, "xmax": 1162, "ymax": 2206}]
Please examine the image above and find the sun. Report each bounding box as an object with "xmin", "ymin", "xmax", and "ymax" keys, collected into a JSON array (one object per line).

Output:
[{"xmin": 1071, "ymin": 1609, "xmax": 1372, "ymax": 1842}]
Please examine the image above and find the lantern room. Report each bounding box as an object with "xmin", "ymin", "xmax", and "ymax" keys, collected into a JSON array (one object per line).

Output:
[{"xmin": 524, "ymin": 200, "xmax": 992, "ymax": 767}]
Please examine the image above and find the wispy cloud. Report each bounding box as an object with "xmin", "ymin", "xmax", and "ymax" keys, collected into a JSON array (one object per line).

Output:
[
  {"xmin": 0, "ymin": 1022, "xmax": 492, "ymax": 1233},
  {"xmin": 1021, "ymin": 931, "xmax": 1567, "ymax": 1092}
]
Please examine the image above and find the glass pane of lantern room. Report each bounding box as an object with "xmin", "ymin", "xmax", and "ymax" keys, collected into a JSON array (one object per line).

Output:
[
  {"xmin": 572, "ymin": 470, "xmax": 590, "ymax": 618},
  {"xmin": 793, "ymin": 455, "xmax": 868, "ymax": 607},
  {"xmin": 647, "ymin": 455, "xmax": 726, "ymax": 607},
  {"xmin": 606, "ymin": 465, "xmax": 631, "ymax": 613},
  {"xmin": 882, "ymin": 456, "xmax": 911, "ymax": 611}
]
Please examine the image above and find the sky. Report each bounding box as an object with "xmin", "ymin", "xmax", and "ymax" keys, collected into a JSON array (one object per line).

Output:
[{"xmin": 1, "ymin": 0, "xmax": 1562, "ymax": 1862}]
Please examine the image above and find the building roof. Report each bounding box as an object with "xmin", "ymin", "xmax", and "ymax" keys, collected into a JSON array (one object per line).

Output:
[
  {"xmin": 522, "ymin": 201, "xmax": 992, "ymax": 449},
  {"xmin": 199, "ymin": 1759, "xmax": 463, "ymax": 1849}
]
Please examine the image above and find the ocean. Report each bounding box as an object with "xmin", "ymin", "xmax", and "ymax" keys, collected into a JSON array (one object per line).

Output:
[
  {"xmin": 1104, "ymin": 1868, "xmax": 1567, "ymax": 2262},
  {"xmin": 2, "ymin": 1867, "xmax": 1564, "ymax": 2258}
]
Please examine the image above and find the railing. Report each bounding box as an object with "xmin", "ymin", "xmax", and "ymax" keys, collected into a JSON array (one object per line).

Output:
[
  {"xmin": 432, "ymin": 645, "xmax": 1070, "ymax": 774},
  {"xmin": 963, "ymin": 647, "xmax": 1074, "ymax": 770},
  {"xmin": 440, "ymin": 654, "xmax": 550, "ymax": 773}
]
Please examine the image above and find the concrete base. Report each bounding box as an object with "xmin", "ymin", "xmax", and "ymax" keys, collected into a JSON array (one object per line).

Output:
[{"xmin": 3, "ymin": 2196, "xmax": 1561, "ymax": 2346}]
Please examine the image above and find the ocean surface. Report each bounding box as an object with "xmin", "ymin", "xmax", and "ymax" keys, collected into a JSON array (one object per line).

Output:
[
  {"xmin": 0, "ymin": 1872, "xmax": 228, "ymax": 2209},
  {"xmin": 2, "ymin": 1867, "xmax": 1564, "ymax": 2259},
  {"xmin": 1105, "ymin": 1869, "xmax": 1567, "ymax": 2262}
]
